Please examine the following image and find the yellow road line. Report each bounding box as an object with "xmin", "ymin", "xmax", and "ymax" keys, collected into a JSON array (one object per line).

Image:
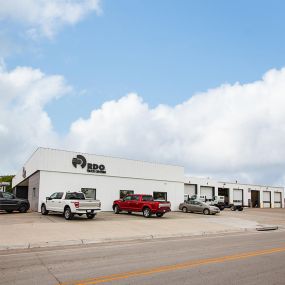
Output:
[{"xmin": 61, "ymin": 246, "xmax": 285, "ymax": 285}]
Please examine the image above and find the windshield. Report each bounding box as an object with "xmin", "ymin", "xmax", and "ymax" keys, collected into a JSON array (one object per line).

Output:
[{"xmin": 65, "ymin": 192, "xmax": 85, "ymax": 200}]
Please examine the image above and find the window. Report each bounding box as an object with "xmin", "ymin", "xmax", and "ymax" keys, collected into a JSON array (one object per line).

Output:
[
  {"xmin": 81, "ymin": 188, "xmax": 96, "ymax": 199},
  {"xmin": 153, "ymin": 192, "xmax": 167, "ymax": 201},
  {"xmin": 120, "ymin": 190, "xmax": 134, "ymax": 199},
  {"xmin": 56, "ymin": 192, "xmax": 63, "ymax": 199},
  {"xmin": 142, "ymin": 195, "xmax": 153, "ymax": 201},
  {"xmin": 2, "ymin": 192, "xmax": 13, "ymax": 199},
  {"xmin": 65, "ymin": 192, "xmax": 85, "ymax": 200},
  {"xmin": 131, "ymin": 195, "xmax": 140, "ymax": 201},
  {"xmin": 50, "ymin": 192, "xmax": 58, "ymax": 199},
  {"xmin": 123, "ymin": 195, "xmax": 132, "ymax": 201}
]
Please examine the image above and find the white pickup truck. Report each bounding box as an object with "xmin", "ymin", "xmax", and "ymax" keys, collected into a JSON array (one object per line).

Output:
[{"xmin": 41, "ymin": 191, "xmax": 101, "ymax": 220}]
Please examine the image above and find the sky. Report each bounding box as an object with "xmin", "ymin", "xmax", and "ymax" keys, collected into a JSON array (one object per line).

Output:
[{"xmin": 1, "ymin": 0, "xmax": 285, "ymax": 186}]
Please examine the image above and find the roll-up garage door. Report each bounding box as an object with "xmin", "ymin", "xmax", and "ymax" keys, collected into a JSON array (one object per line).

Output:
[
  {"xmin": 263, "ymin": 191, "xmax": 271, "ymax": 208},
  {"xmin": 200, "ymin": 186, "xmax": 214, "ymax": 201},
  {"xmin": 184, "ymin": 184, "xmax": 196, "ymax": 196},
  {"xmin": 274, "ymin": 192, "xmax": 282, "ymax": 208},
  {"xmin": 233, "ymin": 189, "xmax": 243, "ymax": 205}
]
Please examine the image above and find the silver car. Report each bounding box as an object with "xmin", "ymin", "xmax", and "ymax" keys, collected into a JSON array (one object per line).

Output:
[{"xmin": 179, "ymin": 200, "xmax": 220, "ymax": 215}]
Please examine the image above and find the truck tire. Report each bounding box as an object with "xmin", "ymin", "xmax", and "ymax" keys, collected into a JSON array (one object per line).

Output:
[
  {"xmin": 238, "ymin": 207, "xmax": 244, "ymax": 211},
  {"xmin": 64, "ymin": 207, "xmax": 74, "ymax": 220},
  {"xmin": 143, "ymin": 207, "xmax": 151, "ymax": 218},
  {"xmin": 86, "ymin": 213, "xmax": 96, "ymax": 219},
  {"xmin": 114, "ymin": 205, "xmax": 120, "ymax": 214},
  {"xmin": 203, "ymin": 208, "xmax": 210, "ymax": 215},
  {"xmin": 231, "ymin": 206, "xmax": 236, "ymax": 211},
  {"xmin": 156, "ymin": 213, "xmax": 164, "ymax": 217},
  {"xmin": 41, "ymin": 204, "xmax": 49, "ymax": 215},
  {"xmin": 19, "ymin": 204, "xmax": 29, "ymax": 213},
  {"xmin": 182, "ymin": 207, "xmax": 188, "ymax": 213}
]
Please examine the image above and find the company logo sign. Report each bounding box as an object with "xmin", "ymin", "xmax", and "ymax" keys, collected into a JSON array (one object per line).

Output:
[
  {"xmin": 72, "ymin": 154, "xmax": 106, "ymax": 174},
  {"xmin": 72, "ymin": 155, "xmax": 87, "ymax": 168}
]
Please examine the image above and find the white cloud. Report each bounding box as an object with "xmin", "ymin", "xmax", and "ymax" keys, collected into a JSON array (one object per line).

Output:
[
  {"xmin": 0, "ymin": 65, "xmax": 71, "ymax": 173},
  {"xmin": 1, "ymin": 64, "xmax": 285, "ymax": 185},
  {"xmin": 0, "ymin": 0, "xmax": 101, "ymax": 39},
  {"xmin": 67, "ymin": 68, "xmax": 285, "ymax": 185}
]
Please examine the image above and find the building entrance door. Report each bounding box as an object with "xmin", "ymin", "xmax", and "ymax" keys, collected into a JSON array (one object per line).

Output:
[{"xmin": 251, "ymin": 190, "xmax": 260, "ymax": 208}]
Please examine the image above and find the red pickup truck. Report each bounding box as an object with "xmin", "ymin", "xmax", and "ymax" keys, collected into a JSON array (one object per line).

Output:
[{"xmin": 113, "ymin": 194, "xmax": 171, "ymax": 218}]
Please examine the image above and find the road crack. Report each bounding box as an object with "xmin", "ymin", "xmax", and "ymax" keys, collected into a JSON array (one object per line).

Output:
[{"xmin": 35, "ymin": 252, "xmax": 61, "ymax": 284}]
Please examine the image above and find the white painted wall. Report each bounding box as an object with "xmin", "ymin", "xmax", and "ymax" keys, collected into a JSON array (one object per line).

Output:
[
  {"xmin": 13, "ymin": 148, "xmax": 184, "ymax": 187},
  {"xmin": 38, "ymin": 171, "xmax": 184, "ymax": 212}
]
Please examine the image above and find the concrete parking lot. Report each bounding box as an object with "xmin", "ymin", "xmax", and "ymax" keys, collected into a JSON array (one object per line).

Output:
[{"xmin": 0, "ymin": 208, "xmax": 284, "ymax": 251}]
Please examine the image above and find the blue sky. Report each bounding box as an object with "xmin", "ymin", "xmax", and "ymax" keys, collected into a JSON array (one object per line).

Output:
[
  {"xmin": 4, "ymin": 0, "xmax": 285, "ymax": 133},
  {"xmin": 1, "ymin": 0, "xmax": 285, "ymax": 185}
]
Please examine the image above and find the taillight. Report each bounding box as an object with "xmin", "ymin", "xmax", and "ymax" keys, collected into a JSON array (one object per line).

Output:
[{"xmin": 73, "ymin": 201, "xmax": 80, "ymax": 208}]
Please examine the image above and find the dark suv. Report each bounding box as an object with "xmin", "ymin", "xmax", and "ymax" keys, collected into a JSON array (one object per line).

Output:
[{"xmin": 0, "ymin": 192, "xmax": 30, "ymax": 213}]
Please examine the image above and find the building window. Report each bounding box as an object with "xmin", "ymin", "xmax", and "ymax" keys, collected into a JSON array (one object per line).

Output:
[
  {"xmin": 81, "ymin": 188, "xmax": 96, "ymax": 199},
  {"xmin": 153, "ymin": 192, "xmax": 167, "ymax": 201},
  {"xmin": 120, "ymin": 190, "xmax": 134, "ymax": 199}
]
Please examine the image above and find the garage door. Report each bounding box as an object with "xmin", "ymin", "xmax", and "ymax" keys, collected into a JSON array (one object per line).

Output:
[
  {"xmin": 200, "ymin": 186, "xmax": 214, "ymax": 201},
  {"xmin": 184, "ymin": 184, "xmax": 196, "ymax": 197},
  {"xmin": 233, "ymin": 189, "xmax": 243, "ymax": 206},
  {"xmin": 263, "ymin": 191, "xmax": 271, "ymax": 208},
  {"xmin": 274, "ymin": 192, "xmax": 282, "ymax": 208}
]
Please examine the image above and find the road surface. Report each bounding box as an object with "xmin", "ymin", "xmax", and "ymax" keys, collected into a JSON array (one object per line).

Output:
[{"xmin": 1, "ymin": 230, "xmax": 285, "ymax": 285}]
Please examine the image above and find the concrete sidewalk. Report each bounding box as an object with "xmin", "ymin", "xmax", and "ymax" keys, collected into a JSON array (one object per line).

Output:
[{"xmin": 0, "ymin": 209, "xmax": 284, "ymax": 251}]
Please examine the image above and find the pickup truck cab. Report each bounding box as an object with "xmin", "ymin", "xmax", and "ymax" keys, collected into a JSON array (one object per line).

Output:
[
  {"xmin": 113, "ymin": 194, "xmax": 171, "ymax": 218},
  {"xmin": 41, "ymin": 191, "xmax": 101, "ymax": 220}
]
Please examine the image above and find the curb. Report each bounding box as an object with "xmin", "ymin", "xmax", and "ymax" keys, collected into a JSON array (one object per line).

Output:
[{"xmin": 0, "ymin": 228, "xmax": 258, "ymax": 252}]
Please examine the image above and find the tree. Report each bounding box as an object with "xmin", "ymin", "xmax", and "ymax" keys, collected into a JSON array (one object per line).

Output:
[{"xmin": 0, "ymin": 175, "xmax": 14, "ymax": 192}]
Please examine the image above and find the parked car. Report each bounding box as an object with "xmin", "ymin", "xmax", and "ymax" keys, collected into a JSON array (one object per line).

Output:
[
  {"xmin": 41, "ymin": 191, "xmax": 101, "ymax": 220},
  {"xmin": 179, "ymin": 200, "xmax": 220, "ymax": 215},
  {"xmin": 0, "ymin": 192, "xmax": 30, "ymax": 213},
  {"xmin": 188, "ymin": 194, "xmax": 225, "ymax": 210},
  {"xmin": 112, "ymin": 194, "xmax": 171, "ymax": 218}
]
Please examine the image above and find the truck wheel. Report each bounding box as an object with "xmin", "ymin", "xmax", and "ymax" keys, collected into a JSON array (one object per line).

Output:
[
  {"xmin": 143, "ymin": 207, "xmax": 151, "ymax": 218},
  {"xmin": 41, "ymin": 204, "xmax": 49, "ymax": 215},
  {"xmin": 231, "ymin": 206, "xmax": 236, "ymax": 211},
  {"xmin": 203, "ymin": 208, "xmax": 210, "ymax": 215},
  {"xmin": 114, "ymin": 205, "xmax": 120, "ymax": 214},
  {"xmin": 220, "ymin": 206, "xmax": 225, "ymax": 211},
  {"xmin": 182, "ymin": 207, "xmax": 188, "ymax": 213},
  {"xmin": 19, "ymin": 204, "xmax": 28, "ymax": 213},
  {"xmin": 86, "ymin": 213, "xmax": 96, "ymax": 219},
  {"xmin": 156, "ymin": 213, "xmax": 164, "ymax": 217},
  {"xmin": 64, "ymin": 207, "xmax": 74, "ymax": 220},
  {"xmin": 238, "ymin": 207, "xmax": 244, "ymax": 211}
]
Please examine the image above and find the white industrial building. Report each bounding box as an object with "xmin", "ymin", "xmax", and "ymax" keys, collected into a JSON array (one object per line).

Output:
[{"xmin": 12, "ymin": 147, "xmax": 284, "ymax": 211}]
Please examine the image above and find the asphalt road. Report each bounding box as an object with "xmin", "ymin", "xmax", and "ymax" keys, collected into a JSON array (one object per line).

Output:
[{"xmin": 1, "ymin": 231, "xmax": 285, "ymax": 285}]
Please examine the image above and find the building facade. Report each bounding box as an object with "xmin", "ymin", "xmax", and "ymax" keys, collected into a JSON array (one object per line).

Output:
[
  {"xmin": 12, "ymin": 147, "xmax": 284, "ymax": 212},
  {"xmin": 184, "ymin": 177, "xmax": 284, "ymax": 209},
  {"xmin": 12, "ymin": 148, "xmax": 184, "ymax": 211}
]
